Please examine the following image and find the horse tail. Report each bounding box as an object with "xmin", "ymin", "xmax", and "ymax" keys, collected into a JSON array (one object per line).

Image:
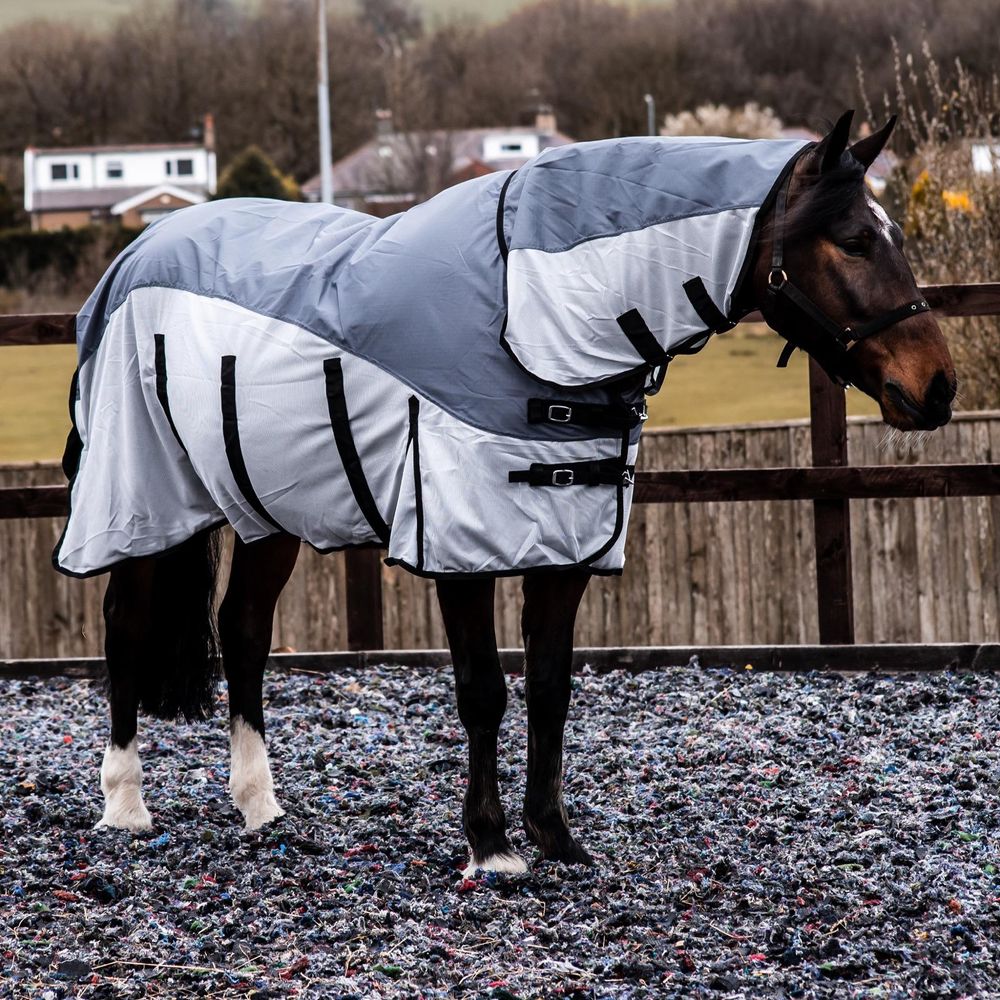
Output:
[{"xmin": 139, "ymin": 527, "xmax": 223, "ymax": 722}]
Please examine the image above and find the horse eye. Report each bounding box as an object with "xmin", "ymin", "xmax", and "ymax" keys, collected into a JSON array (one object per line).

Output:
[{"xmin": 839, "ymin": 237, "xmax": 869, "ymax": 257}]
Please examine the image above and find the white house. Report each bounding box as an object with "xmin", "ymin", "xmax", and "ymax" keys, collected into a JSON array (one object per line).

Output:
[
  {"xmin": 302, "ymin": 109, "xmax": 573, "ymax": 215},
  {"xmin": 24, "ymin": 122, "xmax": 217, "ymax": 230}
]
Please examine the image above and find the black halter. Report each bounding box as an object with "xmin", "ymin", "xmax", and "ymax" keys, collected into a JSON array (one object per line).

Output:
[{"xmin": 766, "ymin": 174, "xmax": 932, "ymax": 387}]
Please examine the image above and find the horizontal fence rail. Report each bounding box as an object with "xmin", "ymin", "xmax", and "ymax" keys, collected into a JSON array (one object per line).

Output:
[
  {"xmin": 6, "ymin": 463, "xmax": 1000, "ymax": 522},
  {"xmin": 2, "ymin": 280, "xmax": 1000, "ymax": 660}
]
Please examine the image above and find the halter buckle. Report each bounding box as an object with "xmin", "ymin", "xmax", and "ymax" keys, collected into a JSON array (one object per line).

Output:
[{"xmin": 768, "ymin": 268, "xmax": 788, "ymax": 290}]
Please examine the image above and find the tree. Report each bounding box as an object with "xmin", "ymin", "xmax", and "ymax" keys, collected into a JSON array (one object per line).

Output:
[{"xmin": 214, "ymin": 147, "xmax": 301, "ymax": 201}]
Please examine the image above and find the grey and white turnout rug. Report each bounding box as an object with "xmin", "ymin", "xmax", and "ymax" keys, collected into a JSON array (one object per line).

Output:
[{"xmin": 54, "ymin": 135, "xmax": 808, "ymax": 578}]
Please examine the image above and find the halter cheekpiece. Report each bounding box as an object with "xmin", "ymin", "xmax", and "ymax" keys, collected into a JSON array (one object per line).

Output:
[{"xmin": 766, "ymin": 172, "xmax": 931, "ymax": 386}]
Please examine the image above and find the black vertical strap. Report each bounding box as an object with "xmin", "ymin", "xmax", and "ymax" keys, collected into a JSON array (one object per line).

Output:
[
  {"xmin": 408, "ymin": 396, "xmax": 423, "ymax": 572},
  {"xmin": 495, "ymin": 170, "xmax": 516, "ymax": 264},
  {"xmin": 153, "ymin": 334, "xmax": 189, "ymax": 455},
  {"xmin": 220, "ymin": 355, "xmax": 286, "ymax": 533},
  {"xmin": 681, "ymin": 277, "xmax": 736, "ymax": 333},
  {"xmin": 615, "ymin": 309, "xmax": 669, "ymax": 366},
  {"xmin": 323, "ymin": 358, "xmax": 390, "ymax": 544}
]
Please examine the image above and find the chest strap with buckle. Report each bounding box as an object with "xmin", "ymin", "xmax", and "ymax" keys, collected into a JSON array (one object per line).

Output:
[
  {"xmin": 527, "ymin": 398, "xmax": 647, "ymax": 430},
  {"xmin": 509, "ymin": 459, "xmax": 635, "ymax": 488}
]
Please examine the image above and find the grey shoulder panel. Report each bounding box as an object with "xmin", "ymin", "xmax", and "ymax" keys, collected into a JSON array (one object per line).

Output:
[{"xmin": 504, "ymin": 136, "xmax": 811, "ymax": 253}]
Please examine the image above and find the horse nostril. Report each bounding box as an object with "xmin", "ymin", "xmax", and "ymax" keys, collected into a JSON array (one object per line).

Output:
[{"xmin": 926, "ymin": 370, "xmax": 957, "ymax": 408}]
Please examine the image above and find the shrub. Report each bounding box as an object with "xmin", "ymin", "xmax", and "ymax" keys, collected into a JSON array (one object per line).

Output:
[
  {"xmin": 661, "ymin": 103, "xmax": 784, "ymax": 140},
  {"xmin": 0, "ymin": 224, "xmax": 141, "ymax": 295},
  {"xmin": 215, "ymin": 147, "xmax": 302, "ymax": 201},
  {"xmin": 861, "ymin": 43, "xmax": 1000, "ymax": 410}
]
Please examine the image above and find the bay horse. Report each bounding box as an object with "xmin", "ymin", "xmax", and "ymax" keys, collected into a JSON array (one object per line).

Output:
[{"xmin": 63, "ymin": 111, "xmax": 955, "ymax": 876}]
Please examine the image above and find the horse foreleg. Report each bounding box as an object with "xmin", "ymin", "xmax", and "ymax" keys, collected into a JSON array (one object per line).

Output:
[
  {"xmin": 521, "ymin": 569, "xmax": 594, "ymax": 865},
  {"xmin": 219, "ymin": 532, "xmax": 299, "ymax": 831},
  {"xmin": 97, "ymin": 558, "xmax": 156, "ymax": 831},
  {"xmin": 437, "ymin": 577, "xmax": 526, "ymax": 877}
]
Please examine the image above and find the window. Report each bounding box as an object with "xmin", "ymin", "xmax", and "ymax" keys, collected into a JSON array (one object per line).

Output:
[
  {"xmin": 500, "ymin": 142, "xmax": 524, "ymax": 153},
  {"xmin": 50, "ymin": 163, "xmax": 78, "ymax": 181},
  {"xmin": 176, "ymin": 159, "xmax": 194, "ymax": 176},
  {"xmin": 106, "ymin": 161, "xmax": 123, "ymax": 180},
  {"xmin": 165, "ymin": 160, "xmax": 172, "ymax": 176}
]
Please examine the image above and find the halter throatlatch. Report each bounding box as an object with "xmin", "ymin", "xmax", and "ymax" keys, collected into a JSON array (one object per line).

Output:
[{"xmin": 766, "ymin": 175, "xmax": 932, "ymax": 387}]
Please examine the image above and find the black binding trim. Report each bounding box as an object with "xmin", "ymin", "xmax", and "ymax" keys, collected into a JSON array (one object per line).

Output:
[
  {"xmin": 407, "ymin": 396, "xmax": 424, "ymax": 572},
  {"xmin": 509, "ymin": 458, "xmax": 635, "ymax": 488},
  {"xmin": 616, "ymin": 309, "xmax": 670, "ymax": 366},
  {"xmin": 728, "ymin": 142, "xmax": 816, "ymax": 321},
  {"xmin": 682, "ymin": 277, "xmax": 736, "ymax": 333},
  {"xmin": 153, "ymin": 334, "xmax": 189, "ymax": 455},
  {"xmin": 324, "ymin": 358, "xmax": 390, "ymax": 544},
  {"xmin": 526, "ymin": 397, "xmax": 646, "ymax": 430},
  {"xmin": 495, "ymin": 170, "xmax": 516, "ymax": 264},
  {"xmin": 220, "ymin": 355, "xmax": 287, "ymax": 534}
]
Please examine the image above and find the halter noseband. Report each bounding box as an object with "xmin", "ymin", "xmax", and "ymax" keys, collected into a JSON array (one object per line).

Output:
[{"xmin": 766, "ymin": 174, "xmax": 932, "ymax": 387}]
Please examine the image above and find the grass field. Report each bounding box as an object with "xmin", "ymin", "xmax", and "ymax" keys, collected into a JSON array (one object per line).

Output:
[{"xmin": 0, "ymin": 329, "xmax": 879, "ymax": 464}]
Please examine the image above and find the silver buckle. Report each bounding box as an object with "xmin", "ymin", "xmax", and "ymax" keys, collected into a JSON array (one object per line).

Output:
[
  {"xmin": 552, "ymin": 469, "xmax": 575, "ymax": 486},
  {"xmin": 622, "ymin": 468, "xmax": 635, "ymax": 488},
  {"xmin": 547, "ymin": 405, "xmax": 572, "ymax": 423},
  {"xmin": 634, "ymin": 402, "xmax": 649, "ymax": 422}
]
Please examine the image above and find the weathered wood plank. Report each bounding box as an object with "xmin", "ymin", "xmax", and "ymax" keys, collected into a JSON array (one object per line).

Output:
[
  {"xmin": 5, "ymin": 643, "xmax": 1000, "ymax": 680},
  {"xmin": 0, "ymin": 313, "xmax": 75, "ymax": 346}
]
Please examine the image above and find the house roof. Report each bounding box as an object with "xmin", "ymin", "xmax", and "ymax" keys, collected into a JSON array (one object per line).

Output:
[
  {"xmin": 32, "ymin": 183, "xmax": 209, "ymax": 213},
  {"xmin": 302, "ymin": 126, "xmax": 574, "ymax": 197},
  {"xmin": 27, "ymin": 142, "xmax": 205, "ymax": 156},
  {"xmin": 110, "ymin": 184, "xmax": 207, "ymax": 215}
]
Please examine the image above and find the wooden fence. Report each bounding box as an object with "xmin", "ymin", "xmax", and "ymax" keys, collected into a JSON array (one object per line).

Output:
[
  {"xmin": 4, "ymin": 410, "xmax": 1000, "ymax": 658},
  {"xmin": 2, "ymin": 282, "xmax": 1000, "ymax": 666}
]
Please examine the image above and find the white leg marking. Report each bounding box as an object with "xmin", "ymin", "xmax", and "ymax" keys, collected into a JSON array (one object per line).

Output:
[
  {"xmin": 96, "ymin": 740, "xmax": 152, "ymax": 831},
  {"xmin": 229, "ymin": 718, "xmax": 284, "ymax": 831},
  {"xmin": 462, "ymin": 851, "xmax": 529, "ymax": 878}
]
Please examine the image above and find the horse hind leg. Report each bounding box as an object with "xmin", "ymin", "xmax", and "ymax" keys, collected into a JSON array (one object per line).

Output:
[
  {"xmin": 521, "ymin": 569, "xmax": 594, "ymax": 865},
  {"xmin": 97, "ymin": 558, "xmax": 156, "ymax": 831},
  {"xmin": 437, "ymin": 578, "xmax": 527, "ymax": 878},
  {"xmin": 219, "ymin": 532, "xmax": 300, "ymax": 831}
]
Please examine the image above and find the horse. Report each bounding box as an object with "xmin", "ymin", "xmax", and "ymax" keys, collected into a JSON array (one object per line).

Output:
[{"xmin": 56, "ymin": 110, "xmax": 955, "ymax": 876}]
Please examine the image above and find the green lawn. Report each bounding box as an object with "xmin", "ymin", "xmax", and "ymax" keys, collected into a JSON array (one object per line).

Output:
[{"xmin": 0, "ymin": 330, "xmax": 879, "ymax": 464}]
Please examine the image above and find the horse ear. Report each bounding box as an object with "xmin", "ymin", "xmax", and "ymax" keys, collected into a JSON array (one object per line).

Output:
[
  {"xmin": 813, "ymin": 110, "xmax": 855, "ymax": 173},
  {"xmin": 848, "ymin": 115, "xmax": 898, "ymax": 170}
]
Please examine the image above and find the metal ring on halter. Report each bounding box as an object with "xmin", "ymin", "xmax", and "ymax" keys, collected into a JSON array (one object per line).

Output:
[{"xmin": 768, "ymin": 268, "xmax": 788, "ymax": 290}]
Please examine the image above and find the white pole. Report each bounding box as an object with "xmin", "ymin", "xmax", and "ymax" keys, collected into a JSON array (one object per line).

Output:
[
  {"xmin": 644, "ymin": 93, "xmax": 656, "ymax": 137},
  {"xmin": 317, "ymin": 0, "xmax": 334, "ymax": 203}
]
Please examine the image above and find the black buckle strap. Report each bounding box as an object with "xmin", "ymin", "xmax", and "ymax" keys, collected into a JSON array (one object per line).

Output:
[
  {"xmin": 616, "ymin": 309, "xmax": 670, "ymax": 366},
  {"xmin": 766, "ymin": 173, "xmax": 933, "ymax": 385},
  {"xmin": 527, "ymin": 398, "xmax": 647, "ymax": 430},
  {"xmin": 509, "ymin": 459, "xmax": 635, "ymax": 488},
  {"xmin": 682, "ymin": 277, "xmax": 736, "ymax": 334},
  {"xmin": 845, "ymin": 298, "xmax": 931, "ymax": 341}
]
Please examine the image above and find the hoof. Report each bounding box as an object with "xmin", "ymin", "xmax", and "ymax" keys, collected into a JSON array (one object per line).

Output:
[
  {"xmin": 97, "ymin": 741, "xmax": 151, "ymax": 831},
  {"xmin": 95, "ymin": 798, "xmax": 153, "ymax": 832},
  {"xmin": 525, "ymin": 814, "xmax": 595, "ymax": 866},
  {"xmin": 540, "ymin": 836, "xmax": 595, "ymax": 867},
  {"xmin": 236, "ymin": 792, "xmax": 285, "ymax": 832},
  {"xmin": 462, "ymin": 850, "xmax": 529, "ymax": 878}
]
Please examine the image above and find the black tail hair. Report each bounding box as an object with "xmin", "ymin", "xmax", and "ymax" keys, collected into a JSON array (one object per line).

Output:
[{"xmin": 139, "ymin": 527, "xmax": 223, "ymax": 721}]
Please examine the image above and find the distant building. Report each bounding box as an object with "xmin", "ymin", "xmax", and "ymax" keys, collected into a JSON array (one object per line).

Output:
[
  {"xmin": 971, "ymin": 141, "xmax": 1000, "ymax": 173},
  {"xmin": 303, "ymin": 110, "xmax": 573, "ymax": 215},
  {"xmin": 24, "ymin": 118, "xmax": 217, "ymax": 230}
]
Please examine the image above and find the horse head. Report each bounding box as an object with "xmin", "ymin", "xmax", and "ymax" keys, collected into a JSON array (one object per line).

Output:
[{"xmin": 749, "ymin": 110, "xmax": 956, "ymax": 430}]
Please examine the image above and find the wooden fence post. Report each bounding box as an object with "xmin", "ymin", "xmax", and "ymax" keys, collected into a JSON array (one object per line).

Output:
[
  {"xmin": 809, "ymin": 357, "xmax": 855, "ymax": 643},
  {"xmin": 344, "ymin": 548, "xmax": 384, "ymax": 651}
]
